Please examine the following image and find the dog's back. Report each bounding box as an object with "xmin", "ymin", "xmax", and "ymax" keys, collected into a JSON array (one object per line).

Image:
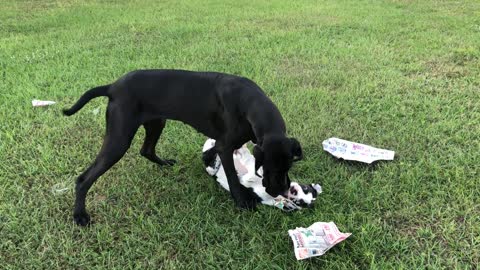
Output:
[{"xmin": 108, "ymin": 70, "xmax": 281, "ymax": 140}]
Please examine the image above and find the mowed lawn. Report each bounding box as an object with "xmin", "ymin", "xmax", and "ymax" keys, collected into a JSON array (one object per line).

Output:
[{"xmin": 1, "ymin": 0, "xmax": 479, "ymax": 268}]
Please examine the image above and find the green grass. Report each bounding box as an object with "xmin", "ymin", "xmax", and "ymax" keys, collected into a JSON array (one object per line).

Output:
[{"xmin": 1, "ymin": 0, "xmax": 479, "ymax": 268}]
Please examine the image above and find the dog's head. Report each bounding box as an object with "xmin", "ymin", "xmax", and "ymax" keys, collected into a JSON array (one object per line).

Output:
[
  {"xmin": 253, "ymin": 135, "xmax": 303, "ymax": 197},
  {"xmin": 286, "ymin": 182, "xmax": 322, "ymax": 208}
]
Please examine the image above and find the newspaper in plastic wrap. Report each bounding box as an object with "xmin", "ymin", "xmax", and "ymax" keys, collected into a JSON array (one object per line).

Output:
[
  {"xmin": 322, "ymin": 137, "xmax": 394, "ymax": 164},
  {"xmin": 288, "ymin": 222, "xmax": 351, "ymax": 260}
]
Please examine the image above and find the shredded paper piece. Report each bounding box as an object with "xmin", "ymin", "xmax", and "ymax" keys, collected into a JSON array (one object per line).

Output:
[
  {"xmin": 32, "ymin": 99, "xmax": 56, "ymax": 107},
  {"xmin": 288, "ymin": 222, "xmax": 351, "ymax": 260},
  {"xmin": 322, "ymin": 137, "xmax": 394, "ymax": 164},
  {"xmin": 51, "ymin": 182, "xmax": 71, "ymax": 195},
  {"xmin": 92, "ymin": 107, "xmax": 101, "ymax": 115}
]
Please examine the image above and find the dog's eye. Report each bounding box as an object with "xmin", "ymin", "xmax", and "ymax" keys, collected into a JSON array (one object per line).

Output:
[{"xmin": 295, "ymin": 199, "xmax": 306, "ymax": 207}]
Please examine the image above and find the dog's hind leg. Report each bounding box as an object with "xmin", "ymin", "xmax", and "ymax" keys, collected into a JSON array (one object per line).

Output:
[
  {"xmin": 140, "ymin": 119, "xmax": 176, "ymax": 166},
  {"xmin": 73, "ymin": 106, "xmax": 139, "ymax": 226}
]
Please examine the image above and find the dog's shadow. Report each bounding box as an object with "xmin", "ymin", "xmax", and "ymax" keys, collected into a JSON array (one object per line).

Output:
[
  {"xmin": 326, "ymin": 154, "xmax": 397, "ymax": 171},
  {"xmin": 294, "ymin": 142, "xmax": 397, "ymax": 173}
]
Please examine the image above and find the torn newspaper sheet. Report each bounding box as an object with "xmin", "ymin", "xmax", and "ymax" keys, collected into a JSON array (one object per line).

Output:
[
  {"xmin": 322, "ymin": 137, "xmax": 394, "ymax": 164},
  {"xmin": 288, "ymin": 222, "xmax": 351, "ymax": 260}
]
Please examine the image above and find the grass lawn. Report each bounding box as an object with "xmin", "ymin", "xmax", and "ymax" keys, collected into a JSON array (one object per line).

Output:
[{"xmin": 1, "ymin": 0, "xmax": 479, "ymax": 268}]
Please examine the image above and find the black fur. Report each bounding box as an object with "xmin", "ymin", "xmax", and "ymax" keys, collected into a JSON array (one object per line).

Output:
[
  {"xmin": 62, "ymin": 85, "xmax": 110, "ymax": 116},
  {"xmin": 63, "ymin": 69, "xmax": 302, "ymax": 226}
]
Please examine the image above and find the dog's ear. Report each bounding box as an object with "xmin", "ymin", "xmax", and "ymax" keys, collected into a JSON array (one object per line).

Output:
[
  {"xmin": 253, "ymin": 145, "xmax": 264, "ymax": 177},
  {"xmin": 290, "ymin": 138, "xmax": 303, "ymax": 162}
]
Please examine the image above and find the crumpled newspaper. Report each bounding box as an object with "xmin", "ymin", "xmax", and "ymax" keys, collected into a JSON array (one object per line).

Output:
[
  {"xmin": 273, "ymin": 196, "xmax": 302, "ymax": 212},
  {"xmin": 32, "ymin": 99, "xmax": 56, "ymax": 107},
  {"xmin": 288, "ymin": 222, "xmax": 351, "ymax": 260},
  {"xmin": 322, "ymin": 137, "xmax": 394, "ymax": 164}
]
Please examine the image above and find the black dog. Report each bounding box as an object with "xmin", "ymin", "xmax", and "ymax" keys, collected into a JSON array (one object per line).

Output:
[{"xmin": 63, "ymin": 70, "xmax": 303, "ymax": 226}]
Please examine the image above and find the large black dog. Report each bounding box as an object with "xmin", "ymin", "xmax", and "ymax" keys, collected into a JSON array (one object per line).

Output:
[{"xmin": 63, "ymin": 70, "xmax": 303, "ymax": 226}]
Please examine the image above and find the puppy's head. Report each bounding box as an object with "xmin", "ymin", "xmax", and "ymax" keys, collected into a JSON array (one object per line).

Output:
[
  {"xmin": 287, "ymin": 182, "xmax": 322, "ymax": 207},
  {"xmin": 253, "ymin": 135, "xmax": 303, "ymax": 197}
]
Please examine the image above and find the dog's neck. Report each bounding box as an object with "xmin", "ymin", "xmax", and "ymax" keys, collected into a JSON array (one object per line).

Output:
[
  {"xmin": 255, "ymin": 132, "xmax": 288, "ymax": 148},
  {"xmin": 247, "ymin": 99, "xmax": 286, "ymax": 146}
]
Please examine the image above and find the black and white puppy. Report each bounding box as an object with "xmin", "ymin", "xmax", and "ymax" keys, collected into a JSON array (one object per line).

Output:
[{"xmin": 202, "ymin": 139, "xmax": 321, "ymax": 210}]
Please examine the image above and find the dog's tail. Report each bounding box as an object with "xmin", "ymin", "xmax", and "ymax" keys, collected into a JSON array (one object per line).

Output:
[{"xmin": 62, "ymin": 85, "xmax": 111, "ymax": 116}]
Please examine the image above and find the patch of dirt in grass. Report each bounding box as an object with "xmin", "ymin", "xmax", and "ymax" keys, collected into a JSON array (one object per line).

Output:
[
  {"xmin": 276, "ymin": 57, "xmax": 322, "ymax": 90},
  {"xmin": 13, "ymin": 0, "xmax": 81, "ymax": 13},
  {"xmin": 248, "ymin": 15, "xmax": 340, "ymax": 31},
  {"xmin": 384, "ymin": 211, "xmax": 478, "ymax": 267},
  {"xmin": 403, "ymin": 59, "xmax": 466, "ymax": 80},
  {"xmin": 451, "ymin": 47, "xmax": 479, "ymax": 66},
  {"xmin": 424, "ymin": 59, "xmax": 468, "ymax": 79},
  {"xmin": 405, "ymin": 47, "xmax": 479, "ymax": 80}
]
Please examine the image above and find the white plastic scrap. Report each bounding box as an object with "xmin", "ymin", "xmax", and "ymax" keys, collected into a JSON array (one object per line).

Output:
[
  {"xmin": 92, "ymin": 107, "xmax": 101, "ymax": 115},
  {"xmin": 322, "ymin": 137, "xmax": 394, "ymax": 164},
  {"xmin": 51, "ymin": 182, "xmax": 71, "ymax": 195},
  {"xmin": 288, "ymin": 222, "xmax": 351, "ymax": 260},
  {"xmin": 32, "ymin": 99, "xmax": 56, "ymax": 107}
]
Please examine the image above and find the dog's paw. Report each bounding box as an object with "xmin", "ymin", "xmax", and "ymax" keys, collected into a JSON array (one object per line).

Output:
[
  {"xmin": 73, "ymin": 212, "xmax": 91, "ymax": 226},
  {"xmin": 233, "ymin": 187, "xmax": 258, "ymax": 210},
  {"xmin": 236, "ymin": 198, "xmax": 257, "ymax": 210}
]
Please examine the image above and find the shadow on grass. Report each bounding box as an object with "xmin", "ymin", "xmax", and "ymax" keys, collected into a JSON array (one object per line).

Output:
[{"xmin": 325, "ymin": 154, "xmax": 397, "ymax": 172}]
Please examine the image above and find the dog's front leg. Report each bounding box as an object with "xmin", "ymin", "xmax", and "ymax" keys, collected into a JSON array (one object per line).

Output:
[{"xmin": 219, "ymin": 148, "xmax": 258, "ymax": 209}]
